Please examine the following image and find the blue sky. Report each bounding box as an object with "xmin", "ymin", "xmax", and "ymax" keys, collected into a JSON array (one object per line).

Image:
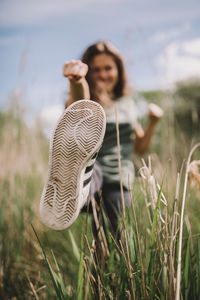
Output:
[{"xmin": 0, "ymin": 0, "xmax": 200, "ymax": 127}]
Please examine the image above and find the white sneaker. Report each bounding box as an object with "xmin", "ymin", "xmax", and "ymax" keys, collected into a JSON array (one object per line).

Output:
[{"xmin": 40, "ymin": 100, "xmax": 106, "ymax": 230}]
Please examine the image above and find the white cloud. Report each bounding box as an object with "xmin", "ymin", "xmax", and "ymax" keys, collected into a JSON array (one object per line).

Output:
[
  {"xmin": 40, "ymin": 104, "xmax": 63, "ymax": 124},
  {"xmin": 157, "ymin": 38, "xmax": 200, "ymax": 86},
  {"xmin": 0, "ymin": 0, "xmax": 199, "ymax": 29},
  {"xmin": 182, "ymin": 39, "xmax": 200, "ymax": 56},
  {"xmin": 0, "ymin": 0, "xmax": 118, "ymax": 27},
  {"xmin": 152, "ymin": 23, "xmax": 190, "ymax": 43},
  {"xmin": 39, "ymin": 104, "xmax": 64, "ymax": 137},
  {"xmin": 0, "ymin": 0, "xmax": 81, "ymax": 26}
]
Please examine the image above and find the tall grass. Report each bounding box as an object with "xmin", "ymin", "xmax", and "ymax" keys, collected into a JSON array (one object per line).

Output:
[{"xmin": 0, "ymin": 96, "xmax": 200, "ymax": 299}]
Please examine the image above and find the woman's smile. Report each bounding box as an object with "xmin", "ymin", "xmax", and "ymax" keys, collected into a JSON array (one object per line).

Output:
[{"xmin": 90, "ymin": 53, "xmax": 119, "ymax": 96}]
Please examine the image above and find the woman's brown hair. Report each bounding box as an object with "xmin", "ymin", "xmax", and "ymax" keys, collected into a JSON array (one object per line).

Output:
[{"xmin": 81, "ymin": 40, "xmax": 128, "ymax": 100}]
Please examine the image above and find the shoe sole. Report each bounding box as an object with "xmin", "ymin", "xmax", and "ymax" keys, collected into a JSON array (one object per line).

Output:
[{"xmin": 40, "ymin": 100, "xmax": 106, "ymax": 230}]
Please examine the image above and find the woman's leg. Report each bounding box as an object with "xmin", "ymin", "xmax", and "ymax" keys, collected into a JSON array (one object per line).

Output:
[
  {"xmin": 81, "ymin": 162, "xmax": 103, "ymax": 213},
  {"xmin": 102, "ymin": 183, "xmax": 131, "ymax": 238}
]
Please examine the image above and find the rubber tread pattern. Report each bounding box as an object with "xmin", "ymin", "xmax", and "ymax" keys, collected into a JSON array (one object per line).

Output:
[{"xmin": 40, "ymin": 100, "xmax": 106, "ymax": 230}]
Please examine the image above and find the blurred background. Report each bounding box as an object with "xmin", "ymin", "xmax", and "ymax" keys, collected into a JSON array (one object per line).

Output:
[
  {"xmin": 1, "ymin": 1, "xmax": 200, "ymax": 299},
  {"xmin": 1, "ymin": 0, "xmax": 200, "ymax": 133}
]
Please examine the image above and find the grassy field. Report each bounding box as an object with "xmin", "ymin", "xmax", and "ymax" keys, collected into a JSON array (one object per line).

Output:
[{"xmin": 0, "ymin": 96, "xmax": 200, "ymax": 299}]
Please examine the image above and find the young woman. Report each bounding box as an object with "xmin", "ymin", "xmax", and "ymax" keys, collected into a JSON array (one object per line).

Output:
[
  {"xmin": 62, "ymin": 40, "xmax": 163, "ymax": 234},
  {"xmin": 40, "ymin": 40, "xmax": 163, "ymax": 234}
]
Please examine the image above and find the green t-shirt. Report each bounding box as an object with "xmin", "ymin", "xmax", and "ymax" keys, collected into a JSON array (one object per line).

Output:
[{"xmin": 97, "ymin": 96, "xmax": 138, "ymax": 189}]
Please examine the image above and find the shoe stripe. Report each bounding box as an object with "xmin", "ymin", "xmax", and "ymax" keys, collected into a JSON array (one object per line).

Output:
[
  {"xmin": 83, "ymin": 175, "xmax": 92, "ymax": 187},
  {"xmin": 92, "ymin": 152, "xmax": 98, "ymax": 159},
  {"xmin": 85, "ymin": 163, "xmax": 95, "ymax": 174},
  {"xmin": 83, "ymin": 169, "xmax": 93, "ymax": 181}
]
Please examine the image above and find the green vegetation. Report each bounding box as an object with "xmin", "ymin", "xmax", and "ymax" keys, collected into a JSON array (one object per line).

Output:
[{"xmin": 0, "ymin": 79, "xmax": 200, "ymax": 299}]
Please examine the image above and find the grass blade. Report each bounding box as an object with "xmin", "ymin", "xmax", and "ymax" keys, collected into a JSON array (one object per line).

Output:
[
  {"xmin": 77, "ymin": 235, "xmax": 84, "ymax": 300},
  {"xmin": 31, "ymin": 224, "xmax": 65, "ymax": 300}
]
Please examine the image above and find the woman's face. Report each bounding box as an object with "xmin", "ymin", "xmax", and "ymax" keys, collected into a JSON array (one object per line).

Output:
[{"xmin": 90, "ymin": 54, "xmax": 119, "ymax": 95}]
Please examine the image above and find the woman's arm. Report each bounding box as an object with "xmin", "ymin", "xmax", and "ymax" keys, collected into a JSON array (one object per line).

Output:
[
  {"xmin": 63, "ymin": 60, "xmax": 90, "ymax": 107},
  {"xmin": 134, "ymin": 103, "xmax": 163, "ymax": 154}
]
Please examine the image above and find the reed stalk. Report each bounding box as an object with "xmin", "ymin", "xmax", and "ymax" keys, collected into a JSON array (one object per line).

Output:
[{"xmin": 175, "ymin": 142, "xmax": 200, "ymax": 300}]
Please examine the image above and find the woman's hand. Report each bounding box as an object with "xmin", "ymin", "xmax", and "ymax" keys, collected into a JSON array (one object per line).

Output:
[
  {"xmin": 63, "ymin": 60, "xmax": 88, "ymax": 82},
  {"xmin": 148, "ymin": 103, "xmax": 163, "ymax": 124},
  {"xmin": 134, "ymin": 103, "xmax": 163, "ymax": 154},
  {"xmin": 63, "ymin": 60, "xmax": 90, "ymax": 106}
]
